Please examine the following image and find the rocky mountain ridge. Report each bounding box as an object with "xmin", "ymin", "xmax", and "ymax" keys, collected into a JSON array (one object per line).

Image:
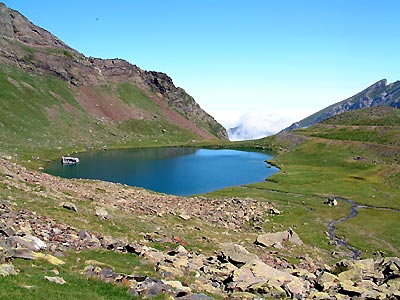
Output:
[
  {"xmin": 0, "ymin": 2, "xmax": 227, "ymax": 140},
  {"xmin": 283, "ymin": 79, "xmax": 400, "ymax": 132}
]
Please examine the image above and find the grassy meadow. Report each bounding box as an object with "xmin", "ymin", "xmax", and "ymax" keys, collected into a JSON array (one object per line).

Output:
[{"xmin": 0, "ymin": 64, "xmax": 399, "ymax": 299}]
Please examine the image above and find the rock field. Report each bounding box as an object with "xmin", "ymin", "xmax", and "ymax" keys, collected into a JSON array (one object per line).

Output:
[{"xmin": 1, "ymin": 157, "xmax": 400, "ymax": 299}]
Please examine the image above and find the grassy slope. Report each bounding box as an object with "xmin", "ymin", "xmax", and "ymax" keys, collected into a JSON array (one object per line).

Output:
[
  {"xmin": 0, "ymin": 65, "xmax": 202, "ymax": 166},
  {"xmin": 0, "ymin": 250, "xmax": 154, "ymax": 300},
  {"xmin": 215, "ymin": 107, "xmax": 400, "ymax": 257},
  {"xmin": 1, "ymin": 77, "xmax": 399, "ymax": 299}
]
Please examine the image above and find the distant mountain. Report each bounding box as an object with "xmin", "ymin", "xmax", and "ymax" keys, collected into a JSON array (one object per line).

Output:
[
  {"xmin": 0, "ymin": 2, "xmax": 227, "ymax": 155},
  {"xmin": 283, "ymin": 79, "xmax": 400, "ymax": 132}
]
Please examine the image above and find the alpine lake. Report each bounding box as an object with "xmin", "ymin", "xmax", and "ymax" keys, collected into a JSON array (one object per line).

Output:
[{"xmin": 44, "ymin": 147, "xmax": 279, "ymax": 196}]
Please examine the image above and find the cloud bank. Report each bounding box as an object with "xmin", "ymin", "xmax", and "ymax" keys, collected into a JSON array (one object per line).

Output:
[{"xmin": 211, "ymin": 109, "xmax": 312, "ymax": 141}]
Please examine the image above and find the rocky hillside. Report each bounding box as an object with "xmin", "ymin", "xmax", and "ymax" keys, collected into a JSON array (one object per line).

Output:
[
  {"xmin": 0, "ymin": 2, "xmax": 227, "ymax": 158},
  {"xmin": 283, "ymin": 79, "xmax": 400, "ymax": 131}
]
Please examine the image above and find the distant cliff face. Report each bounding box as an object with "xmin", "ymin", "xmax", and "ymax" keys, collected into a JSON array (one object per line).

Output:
[
  {"xmin": 283, "ymin": 79, "xmax": 400, "ymax": 132},
  {"xmin": 0, "ymin": 2, "xmax": 227, "ymax": 140}
]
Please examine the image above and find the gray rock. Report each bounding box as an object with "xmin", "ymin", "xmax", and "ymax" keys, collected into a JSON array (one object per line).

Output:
[
  {"xmin": 269, "ymin": 207, "xmax": 281, "ymax": 215},
  {"xmin": 127, "ymin": 286, "xmax": 139, "ymax": 296},
  {"xmin": 230, "ymin": 259, "xmax": 298, "ymax": 291},
  {"xmin": 61, "ymin": 202, "xmax": 77, "ymax": 212},
  {"xmin": 78, "ymin": 230, "xmax": 91, "ymax": 240},
  {"xmin": 178, "ymin": 294, "xmax": 214, "ymax": 300},
  {"xmin": 95, "ymin": 207, "xmax": 109, "ymax": 219},
  {"xmin": 7, "ymin": 248, "xmax": 35, "ymax": 260},
  {"xmin": 179, "ymin": 213, "xmax": 191, "ymax": 221},
  {"xmin": 0, "ymin": 226, "xmax": 16, "ymax": 237},
  {"xmin": 7, "ymin": 235, "xmax": 46, "ymax": 251},
  {"xmin": 219, "ymin": 243, "xmax": 258, "ymax": 267},
  {"xmin": 138, "ymin": 277, "xmax": 174, "ymax": 297},
  {"xmin": 285, "ymin": 277, "xmax": 309, "ymax": 298},
  {"xmin": 44, "ymin": 276, "xmax": 66, "ymax": 284},
  {"xmin": 256, "ymin": 228, "xmax": 303, "ymax": 249},
  {"xmin": 317, "ymin": 271, "xmax": 339, "ymax": 291},
  {"xmin": 0, "ymin": 264, "xmax": 18, "ymax": 276}
]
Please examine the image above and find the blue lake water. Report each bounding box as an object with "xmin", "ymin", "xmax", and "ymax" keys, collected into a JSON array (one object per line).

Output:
[{"xmin": 44, "ymin": 147, "xmax": 279, "ymax": 196}]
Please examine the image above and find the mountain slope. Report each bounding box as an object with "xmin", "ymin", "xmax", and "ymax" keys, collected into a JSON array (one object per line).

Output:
[
  {"xmin": 0, "ymin": 2, "xmax": 227, "ymax": 160},
  {"xmin": 283, "ymin": 79, "xmax": 400, "ymax": 131}
]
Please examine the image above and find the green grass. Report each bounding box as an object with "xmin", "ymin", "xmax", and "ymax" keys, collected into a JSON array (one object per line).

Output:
[
  {"xmin": 206, "ymin": 108, "xmax": 400, "ymax": 259},
  {"xmin": 0, "ymin": 65, "xmax": 202, "ymax": 167},
  {"xmin": 116, "ymin": 82, "xmax": 161, "ymax": 113},
  {"xmin": 320, "ymin": 106, "xmax": 400, "ymax": 126},
  {"xmin": 334, "ymin": 208, "xmax": 400, "ymax": 257},
  {"xmin": 0, "ymin": 249, "xmax": 156, "ymax": 300}
]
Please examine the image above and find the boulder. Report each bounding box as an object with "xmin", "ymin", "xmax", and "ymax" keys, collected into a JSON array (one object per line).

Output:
[
  {"xmin": 178, "ymin": 294, "xmax": 214, "ymax": 300},
  {"xmin": 317, "ymin": 271, "xmax": 340, "ymax": 291},
  {"xmin": 285, "ymin": 276, "xmax": 309, "ymax": 298},
  {"xmin": 219, "ymin": 243, "xmax": 258, "ymax": 267},
  {"xmin": 61, "ymin": 202, "xmax": 78, "ymax": 212},
  {"xmin": 179, "ymin": 213, "xmax": 191, "ymax": 221},
  {"xmin": 95, "ymin": 207, "xmax": 109, "ymax": 219},
  {"xmin": 230, "ymin": 259, "xmax": 298, "ymax": 291},
  {"xmin": 141, "ymin": 246, "xmax": 166, "ymax": 264},
  {"xmin": 339, "ymin": 280, "xmax": 363, "ymax": 296},
  {"xmin": 162, "ymin": 280, "xmax": 191, "ymax": 293},
  {"xmin": 308, "ymin": 291, "xmax": 331, "ymax": 299},
  {"xmin": 0, "ymin": 226, "xmax": 16, "ymax": 237},
  {"xmin": 157, "ymin": 263, "xmax": 185, "ymax": 278},
  {"xmin": 8, "ymin": 248, "xmax": 36, "ymax": 259},
  {"xmin": 44, "ymin": 276, "xmax": 66, "ymax": 284},
  {"xmin": 269, "ymin": 207, "xmax": 281, "ymax": 215},
  {"xmin": 0, "ymin": 263, "xmax": 18, "ymax": 276},
  {"xmin": 7, "ymin": 235, "xmax": 46, "ymax": 251},
  {"xmin": 256, "ymin": 228, "xmax": 303, "ymax": 249},
  {"xmin": 137, "ymin": 277, "xmax": 174, "ymax": 297}
]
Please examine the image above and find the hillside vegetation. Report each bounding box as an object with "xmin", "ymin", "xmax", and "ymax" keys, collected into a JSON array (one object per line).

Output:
[
  {"xmin": 0, "ymin": 65, "xmax": 205, "ymax": 164},
  {"xmin": 1, "ymin": 2, "xmax": 400, "ymax": 299},
  {"xmin": 231, "ymin": 106, "xmax": 400, "ymax": 257}
]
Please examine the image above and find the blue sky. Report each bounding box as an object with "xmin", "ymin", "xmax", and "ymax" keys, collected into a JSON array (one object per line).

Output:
[{"xmin": 3, "ymin": 0, "xmax": 400, "ymax": 132}]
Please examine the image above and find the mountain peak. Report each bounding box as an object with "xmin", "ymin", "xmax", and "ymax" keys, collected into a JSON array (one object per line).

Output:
[
  {"xmin": 282, "ymin": 78, "xmax": 400, "ymax": 132},
  {"xmin": 0, "ymin": 2, "xmax": 72, "ymax": 50}
]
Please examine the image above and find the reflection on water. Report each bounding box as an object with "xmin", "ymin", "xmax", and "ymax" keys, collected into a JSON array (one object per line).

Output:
[{"xmin": 45, "ymin": 147, "xmax": 278, "ymax": 196}]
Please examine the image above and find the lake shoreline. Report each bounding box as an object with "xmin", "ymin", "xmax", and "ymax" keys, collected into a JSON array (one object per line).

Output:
[{"xmin": 44, "ymin": 147, "xmax": 279, "ymax": 196}]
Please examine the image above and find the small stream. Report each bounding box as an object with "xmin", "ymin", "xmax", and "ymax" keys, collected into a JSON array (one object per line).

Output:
[{"xmin": 327, "ymin": 197, "xmax": 400, "ymax": 259}]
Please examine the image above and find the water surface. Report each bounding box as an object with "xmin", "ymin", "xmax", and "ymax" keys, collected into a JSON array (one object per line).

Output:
[{"xmin": 45, "ymin": 147, "xmax": 278, "ymax": 196}]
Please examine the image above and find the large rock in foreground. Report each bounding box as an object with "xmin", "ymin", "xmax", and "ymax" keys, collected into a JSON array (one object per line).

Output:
[{"xmin": 256, "ymin": 229, "xmax": 303, "ymax": 249}]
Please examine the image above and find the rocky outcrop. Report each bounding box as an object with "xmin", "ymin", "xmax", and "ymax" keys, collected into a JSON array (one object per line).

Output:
[
  {"xmin": 143, "ymin": 71, "xmax": 228, "ymax": 139},
  {"xmin": 283, "ymin": 79, "xmax": 400, "ymax": 131}
]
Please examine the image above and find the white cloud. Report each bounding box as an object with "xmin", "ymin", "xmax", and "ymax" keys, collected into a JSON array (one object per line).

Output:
[{"xmin": 209, "ymin": 109, "xmax": 314, "ymax": 141}]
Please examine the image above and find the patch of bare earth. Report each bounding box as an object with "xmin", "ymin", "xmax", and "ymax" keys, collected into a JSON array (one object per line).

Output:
[{"xmin": 75, "ymin": 86, "xmax": 146, "ymax": 122}]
